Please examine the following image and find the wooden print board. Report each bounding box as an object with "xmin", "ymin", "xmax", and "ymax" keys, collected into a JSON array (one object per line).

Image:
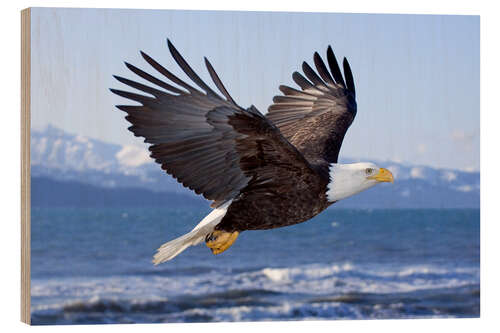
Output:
[
  {"xmin": 21, "ymin": 7, "xmax": 31, "ymax": 325},
  {"xmin": 21, "ymin": 7, "xmax": 480, "ymax": 325}
]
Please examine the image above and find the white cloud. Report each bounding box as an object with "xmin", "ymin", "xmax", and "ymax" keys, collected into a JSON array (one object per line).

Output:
[
  {"xmin": 116, "ymin": 145, "xmax": 152, "ymax": 168},
  {"xmin": 410, "ymin": 167, "xmax": 425, "ymax": 179},
  {"xmin": 452, "ymin": 130, "xmax": 469, "ymax": 141},
  {"xmin": 451, "ymin": 129, "xmax": 478, "ymax": 152},
  {"xmin": 441, "ymin": 171, "xmax": 457, "ymax": 182},
  {"xmin": 417, "ymin": 144, "xmax": 427, "ymax": 154}
]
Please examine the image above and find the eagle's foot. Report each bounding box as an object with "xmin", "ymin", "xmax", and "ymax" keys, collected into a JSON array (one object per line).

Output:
[{"xmin": 205, "ymin": 230, "xmax": 239, "ymax": 255}]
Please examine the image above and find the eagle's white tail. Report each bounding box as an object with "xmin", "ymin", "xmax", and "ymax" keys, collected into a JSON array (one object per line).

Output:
[{"xmin": 153, "ymin": 200, "xmax": 232, "ymax": 265}]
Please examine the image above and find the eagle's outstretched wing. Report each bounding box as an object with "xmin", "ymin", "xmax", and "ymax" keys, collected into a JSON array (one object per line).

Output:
[
  {"xmin": 266, "ymin": 46, "xmax": 357, "ymax": 167},
  {"xmin": 111, "ymin": 40, "xmax": 317, "ymax": 208}
]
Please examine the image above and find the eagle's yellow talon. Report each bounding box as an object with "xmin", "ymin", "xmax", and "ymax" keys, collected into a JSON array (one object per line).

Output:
[{"xmin": 205, "ymin": 230, "xmax": 239, "ymax": 255}]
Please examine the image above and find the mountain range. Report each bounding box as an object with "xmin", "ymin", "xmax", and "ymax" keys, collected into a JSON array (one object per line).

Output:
[{"xmin": 31, "ymin": 125, "xmax": 479, "ymax": 208}]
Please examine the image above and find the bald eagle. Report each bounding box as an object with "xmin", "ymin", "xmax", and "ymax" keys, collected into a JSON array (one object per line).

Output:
[{"xmin": 111, "ymin": 40, "xmax": 394, "ymax": 264}]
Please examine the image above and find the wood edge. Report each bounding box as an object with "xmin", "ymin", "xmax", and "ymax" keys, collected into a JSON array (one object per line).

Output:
[{"xmin": 21, "ymin": 7, "xmax": 31, "ymax": 325}]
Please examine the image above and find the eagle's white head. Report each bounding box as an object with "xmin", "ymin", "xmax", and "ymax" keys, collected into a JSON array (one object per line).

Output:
[{"xmin": 326, "ymin": 162, "xmax": 394, "ymax": 202}]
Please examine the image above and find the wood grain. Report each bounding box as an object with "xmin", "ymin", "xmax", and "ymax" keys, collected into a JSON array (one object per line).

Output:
[{"xmin": 21, "ymin": 7, "xmax": 31, "ymax": 325}]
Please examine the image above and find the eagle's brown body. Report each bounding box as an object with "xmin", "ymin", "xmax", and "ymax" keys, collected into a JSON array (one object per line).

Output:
[{"xmin": 217, "ymin": 174, "xmax": 330, "ymax": 232}]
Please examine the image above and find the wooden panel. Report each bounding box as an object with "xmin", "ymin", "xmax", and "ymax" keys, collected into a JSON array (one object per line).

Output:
[{"xmin": 21, "ymin": 7, "xmax": 31, "ymax": 325}]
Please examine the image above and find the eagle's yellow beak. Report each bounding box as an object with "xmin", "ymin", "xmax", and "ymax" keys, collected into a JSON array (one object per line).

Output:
[{"xmin": 368, "ymin": 168, "xmax": 394, "ymax": 183}]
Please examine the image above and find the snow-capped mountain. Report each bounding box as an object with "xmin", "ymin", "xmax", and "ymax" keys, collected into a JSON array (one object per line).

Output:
[
  {"xmin": 31, "ymin": 125, "xmax": 479, "ymax": 208},
  {"xmin": 31, "ymin": 125, "xmax": 189, "ymax": 194}
]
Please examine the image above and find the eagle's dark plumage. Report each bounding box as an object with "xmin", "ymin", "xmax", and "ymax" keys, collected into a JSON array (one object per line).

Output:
[{"xmin": 110, "ymin": 40, "xmax": 391, "ymax": 264}]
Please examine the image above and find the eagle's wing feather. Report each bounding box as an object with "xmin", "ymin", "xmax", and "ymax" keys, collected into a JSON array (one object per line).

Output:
[
  {"xmin": 267, "ymin": 46, "xmax": 357, "ymax": 166},
  {"xmin": 111, "ymin": 40, "xmax": 316, "ymax": 208}
]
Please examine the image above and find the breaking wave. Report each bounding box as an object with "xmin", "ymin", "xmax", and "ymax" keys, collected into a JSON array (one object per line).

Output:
[{"xmin": 31, "ymin": 262, "xmax": 479, "ymax": 324}]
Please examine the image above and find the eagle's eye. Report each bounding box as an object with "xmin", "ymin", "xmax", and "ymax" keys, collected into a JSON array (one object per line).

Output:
[{"xmin": 365, "ymin": 168, "xmax": 375, "ymax": 175}]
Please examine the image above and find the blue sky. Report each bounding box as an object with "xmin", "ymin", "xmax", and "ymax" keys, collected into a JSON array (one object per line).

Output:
[{"xmin": 30, "ymin": 8, "xmax": 479, "ymax": 170}]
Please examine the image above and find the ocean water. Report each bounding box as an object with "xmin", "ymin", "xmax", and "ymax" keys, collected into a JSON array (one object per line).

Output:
[{"xmin": 30, "ymin": 207, "xmax": 479, "ymax": 325}]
